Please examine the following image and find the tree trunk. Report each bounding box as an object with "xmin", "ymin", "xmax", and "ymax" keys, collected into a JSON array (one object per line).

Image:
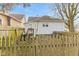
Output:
[{"xmin": 69, "ymin": 19, "xmax": 74, "ymax": 32}]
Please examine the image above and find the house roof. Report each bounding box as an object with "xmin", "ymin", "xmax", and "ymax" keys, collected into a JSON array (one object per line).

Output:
[
  {"xmin": 9, "ymin": 14, "xmax": 25, "ymax": 20},
  {"xmin": 0, "ymin": 13, "xmax": 25, "ymax": 23},
  {"xmin": 28, "ymin": 16, "xmax": 64, "ymax": 22}
]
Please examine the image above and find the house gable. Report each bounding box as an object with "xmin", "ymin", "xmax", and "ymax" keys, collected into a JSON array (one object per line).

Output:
[
  {"xmin": 0, "ymin": 13, "xmax": 26, "ymax": 29},
  {"xmin": 28, "ymin": 16, "xmax": 64, "ymax": 23}
]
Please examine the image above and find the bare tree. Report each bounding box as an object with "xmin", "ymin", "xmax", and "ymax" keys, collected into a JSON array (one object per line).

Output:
[
  {"xmin": 0, "ymin": 3, "xmax": 30, "ymax": 13},
  {"xmin": 56, "ymin": 3, "xmax": 79, "ymax": 32}
]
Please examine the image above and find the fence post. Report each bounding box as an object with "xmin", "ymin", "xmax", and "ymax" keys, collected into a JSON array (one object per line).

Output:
[{"xmin": 34, "ymin": 45, "xmax": 36, "ymax": 56}]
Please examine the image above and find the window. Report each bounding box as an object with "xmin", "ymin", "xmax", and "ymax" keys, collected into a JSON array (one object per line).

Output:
[
  {"xmin": 43, "ymin": 24, "xmax": 45, "ymax": 27},
  {"xmin": 46, "ymin": 24, "xmax": 48, "ymax": 27},
  {"xmin": 0, "ymin": 19, "xmax": 2, "ymax": 25},
  {"xmin": 7, "ymin": 17, "xmax": 11, "ymax": 26},
  {"xmin": 43, "ymin": 24, "xmax": 48, "ymax": 27}
]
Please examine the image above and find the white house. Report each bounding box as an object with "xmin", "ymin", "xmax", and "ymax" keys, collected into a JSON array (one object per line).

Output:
[
  {"xmin": 25, "ymin": 16, "xmax": 65, "ymax": 34},
  {"xmin": 74, "ymin": 23, "xmax": 79, "ymax": 32}
]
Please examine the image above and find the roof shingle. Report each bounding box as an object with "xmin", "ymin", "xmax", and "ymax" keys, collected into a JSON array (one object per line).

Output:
[
  {"xmin": 28, "ymin": 16, "xmax": 64, "ymax": 22},
  {"xmin": 9, "ymin": 14, "xmax": 25, "ymax": 20}
]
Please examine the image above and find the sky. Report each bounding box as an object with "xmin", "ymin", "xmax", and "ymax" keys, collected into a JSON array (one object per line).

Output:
[
  {"xmin": 10, "ymin": 3, "xmax": 79, "ymax": 24},
  {"xmin": 11, "ymin": 3, "xmax": 57, "ymax": 17}
]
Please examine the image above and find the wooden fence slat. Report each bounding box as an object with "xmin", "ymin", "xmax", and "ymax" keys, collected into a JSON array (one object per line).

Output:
[{"xmin": 0, "ymin": 31, "xmax": 79, "ymax": 56}]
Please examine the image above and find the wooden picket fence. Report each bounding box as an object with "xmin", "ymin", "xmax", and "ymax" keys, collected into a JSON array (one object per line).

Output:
[
  {"xmin": 0, "ymin": 28, "xmax": 24, "ymax": 56},
  {"xmin": 15, "ymin": 32, "xmax": 79, "ymax": 56},
  {"xmin": 0, "ymin": 32, "xmax": 79, "ymax": 56}
]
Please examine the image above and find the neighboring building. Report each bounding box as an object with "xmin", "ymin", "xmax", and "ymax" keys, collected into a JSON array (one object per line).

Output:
[
  {"xmin": 0, "ymin": 13, "xmax": 26, "ymax": 30},
  {"xmin": 9, "ymin": 14, "xmax": 26, "ymax": 28},
  {"xmin": 74, "ymin": 24, "xmax": 79, "ymax": 32},
  {"xmin": 25, "ymin": 16, "xmax": 65, "ymax": 34}
]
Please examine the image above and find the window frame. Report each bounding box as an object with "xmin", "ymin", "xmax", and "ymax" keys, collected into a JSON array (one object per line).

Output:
[
  {"xmin": 0, "ymin": 19, "xmax": 2, "ymax": 25},
  {"xmin": 42, "ymin": 24, "xmax": 48, "ymax": 27},
  {"xmin": 7, "ymin": 17, "xmax": 11, "ymax": 26}
]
